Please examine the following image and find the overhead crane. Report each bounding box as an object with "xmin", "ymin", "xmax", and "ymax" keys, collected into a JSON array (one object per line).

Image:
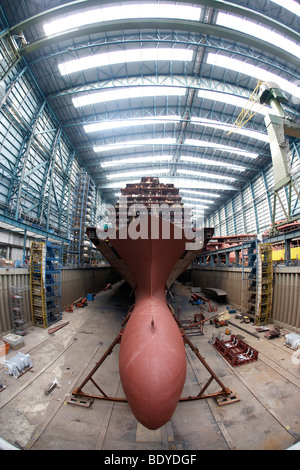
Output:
[{"xmin": 228, "ymin": 80, "xmax": 300, "ymax": 236}]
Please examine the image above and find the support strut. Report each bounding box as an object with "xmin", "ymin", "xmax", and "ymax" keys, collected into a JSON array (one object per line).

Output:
[{"xmin": 71, "ymin": 308, "xmax": 232, "ymax": 404}]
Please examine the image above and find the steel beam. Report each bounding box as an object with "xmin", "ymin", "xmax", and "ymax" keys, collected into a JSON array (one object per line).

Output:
[
  {"xmin": 250, "ymin": 182, "xmax": 259, "ymax": 234},
  {"xmin": 9, "ymin": 0, "xmax": 299, "ymax": 46},
  {"xmin": 0, "ymin": 214, "xmax": 69, "ymax": 242},
  {"xmin": 15, "ymin": 18, "xmax": 299, "ymax": 69},
  {"xmin": 6, "ymin": 101, "xmax": 47, "ymax": 221}
]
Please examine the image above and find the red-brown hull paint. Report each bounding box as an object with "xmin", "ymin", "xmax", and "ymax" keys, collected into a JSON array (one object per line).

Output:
[
  {"xmin": 119, "ymin": 297, "xmax": 186, "ymax": 430},
  {"xmin": 111, "ymin": 217, "xmax": 187, "ymax": 429}
]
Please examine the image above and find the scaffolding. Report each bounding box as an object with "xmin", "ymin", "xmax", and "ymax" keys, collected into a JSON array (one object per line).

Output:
[
  {"xmin": 10, "ymin": 285, "xmax": 29, "ymax": 334},
  {"xmin": 256, "ymin": 243, "xmax": 273, "ymax": 325},
  {"xmin": 30, "ymin": 241, "xmax": 62, "ymax": 328},
  {"xmin": 68, "ymin": 172, "xmax": 94, "ymax": 266},
  {"xmin": 242, "ymin": 240, "xmax": 273, "ymax": 325}
]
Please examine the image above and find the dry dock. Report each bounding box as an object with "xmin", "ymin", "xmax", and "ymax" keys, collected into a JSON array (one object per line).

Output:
[{"xmin": 1, "ymin": 280, "xmax": 299, "ymax": 451}]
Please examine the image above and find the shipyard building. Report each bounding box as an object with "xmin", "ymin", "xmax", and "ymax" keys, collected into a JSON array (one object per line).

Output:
[{"xmin": 0, "ymin": 0, "xmax": 299, "ymax": 452}]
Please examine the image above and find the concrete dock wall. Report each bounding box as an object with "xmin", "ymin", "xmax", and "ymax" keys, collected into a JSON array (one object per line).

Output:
[
  {"xmin": 0, "ymin": 267, "xmax": 120, "ymax": 334},
  {"xmin": 190, "ymin": 266, "xmax": 300, "ymax": 331}
]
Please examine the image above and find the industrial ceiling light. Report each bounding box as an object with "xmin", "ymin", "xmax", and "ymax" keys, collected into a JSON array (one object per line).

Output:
[
  {"xmin": 73, "ymin": 86, "xmax": 186, "ymax": 107},
  {"xmin": 94, "ymin": 138, "xmax": 176, "ymax": 152},
  {"xmin": 184, "ymin": 139, "xmax": 259, "ymax": 159},
  {"xmin": 44, "ymin": 3, "xmax": 201, "ymax": 36},
  {"xmin": 101, "ymin": 155, "xmax": 173, "ymax": 167},
  {"xmin": 84, "ymin": 116, "xmax": 181, "ymax": 133},
  {"xmin": 177, "ymin": 169, "xmax": 237, "ymax": 181},
  {"xmin": 106, "ymin": 168, "xmax": 170, "ymax": 179},
  {"xmin": 206, "ymin": 53, "xmax": 300, "ymax": 100},
  {"xmin": 216, "ymin": 12, "xmax": 300, "ymax": 59},
  {"xmin": 180, "ymin": 156, "xmax": 246, "ymax": 171},
  {"xmin": 59, "ymin": 48, "xmax": 193, "ymax": 76}
]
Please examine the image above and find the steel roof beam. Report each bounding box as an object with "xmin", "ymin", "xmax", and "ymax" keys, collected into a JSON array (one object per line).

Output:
[
  {"xmin": 48, "ymin": 75, "xmax": 256, "ymax": 100},
  {"xmin": 97, "ymin": 176, "xmax": 236, "ymax": 191},
  {"xmin": 16, "ymin": 19, "xmax": 299, "ymax": 68},
  {"xmin": 8, "ymin": 0, "xmax": 299, "ymax": 45}
]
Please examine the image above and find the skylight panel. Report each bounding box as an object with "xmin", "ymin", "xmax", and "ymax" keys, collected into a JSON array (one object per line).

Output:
[
  {"xmin": 197, "ymin": 89, "xmax": 270, "ymax": 116},
  {"xmin": 73, "ymin": 86, "xmax": 186, "ymax": 107},
  {"xmin": 59, "ymin": 48, "xmax": 193, "ymax": 76},
  {"xmin": 84, "ymin": 116, "xmax": 181, "ymax": 133},
  {"xmin": 85, "ymin": 115, "xmax": 267, "ymax": 142},
  {"xmin": 182, "ymin": 197, "xmax": 214, "ymax": 205},
  {"xmin": 105, "ymin": 178, "xmax": 236, "ymax": 191},
  {"xmin": 207, "ymin": 53, "xmax": 300, "ymax": 100},
  {"xmin": 180, "ymin": 189, "xmax": 221, "ymax": 198},
  {"xmin": 44, "ymin": 3, "xmax": 201, "ymax": 36},
  {"xmin": 271, "ymin": 0, "xmax": 300, "ymax": 17},
  {"xmin": 216, "ymin": 12, "xmax": 300, "ymax": 59},
  {"xmin": 177, "ymin": 169, "xmax": 237, "ymax": 181},
  {"xmin": 191, "ymin": 208, "xmax": 206, "ymax": 214},
  {"xmin": 184, "ymin": 139, "xmax": 259, "ymax": 159},
  {"xmin": 106, "ymin": 168, "xmax": 170, "ymax": 179},
  {"xmin": 94, "ymin": 138, "xmax": 176, "ymax": 153},
  {"xmin": 190, "ymin": 117, "xmax": 268, "ymax": 142},
  {"xmin": 181, "ymin": 156, "xmax": 246, "ymax": 171},
  {"xmin": 101, "ymin": 155, "xmax": 172, "ymax": 167}
]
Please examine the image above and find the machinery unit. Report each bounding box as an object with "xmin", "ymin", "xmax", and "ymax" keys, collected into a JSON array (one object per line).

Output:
[
  {"xmin": 5, "ymin": 352, "xmax": 32, "ymax": 378},
  {"xmin": 213, "ymin": 334, "xmax": 259, "ymax": 367}
]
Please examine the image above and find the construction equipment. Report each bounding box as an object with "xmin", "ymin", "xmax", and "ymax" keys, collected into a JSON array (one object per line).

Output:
[
  {"xmin": 182, "ymin": 310, "xmax": 229, "ymax": 332},
  {"xmin": 10, "ymin": 285, "xmax": 29, "ymax": 334},
  {"xmin": 190, "ymin": 292, "xmax": 218, "ymax": 312},
  {"xmin": 213, "ymin": 334, "xmax": 259, "ymax": 367},
  {"xmin": 68, "ymin": 172, "xmax": 95, "ymax": 267},
  {"xmin": 30, "ymin": 241, "xmax": 62, "ymax": 328},
  {"xmin": 210, "ymin": 311, "xmax": 230, "ymax": 328},
  {"xmin": 285, "ymin": 332, "xmax": 300, "ymax": 349},
  {"xmin": 264, "ymin": 328, "xmax": 281, "ymax": 340},
  {"xmin": 227, "ymin": 80, "xmax": 265, "ymax": 135},
  {"xmin": 211, "ymin": 318, "xmax": 228, "ymax": 328},
  {"xmin": 5, "ymin": 352, "xmax": 32, "ymax": 378},
  {"xmin": 180, "ymin": 312, "xmax": 206, "ymax": 335},
  {"xmin": 44, "ymin": 378, "xmax": 58, "ymax": 395},
  {"xmin": 76, "ymin": 297, "xmax": 87, "ymax": 308},
  {"xmin": 242, "ymin": 316, "xmax": 251, "ymax": 323},
  {"xmin": 241, "ymin": 240, "xmax": 273, "ymax": 325}
]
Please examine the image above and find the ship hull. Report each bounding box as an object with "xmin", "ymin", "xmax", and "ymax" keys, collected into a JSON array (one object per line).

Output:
[
  {"xmin": 86, "ymin": 179, "xmax": 214, "ymax": 429},
  {"xmin": 119, "ymin": 296, "xmax": 186, "ymax": 430},
  {"xmin": 110, "ymin": 216, "xmax": 187, "ymax": 429}
]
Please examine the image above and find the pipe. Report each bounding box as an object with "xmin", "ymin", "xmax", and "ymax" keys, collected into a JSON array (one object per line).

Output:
[{"xmin": 227, "ymin": 321, "xmax": 260, "ymax": 339}]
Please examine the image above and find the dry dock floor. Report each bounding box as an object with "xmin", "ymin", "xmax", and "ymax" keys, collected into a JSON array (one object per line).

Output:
[{"xmin": 1, "ymin": 279, "xmax": 300, "ymax": 451}]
